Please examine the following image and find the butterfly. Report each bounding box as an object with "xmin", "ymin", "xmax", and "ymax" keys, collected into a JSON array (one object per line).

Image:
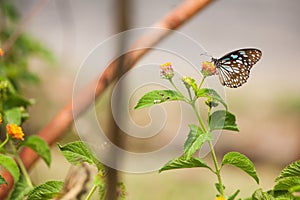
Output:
[{"xmin": 211, "ymin": 48, "xmax": 262, "ymax": 88}]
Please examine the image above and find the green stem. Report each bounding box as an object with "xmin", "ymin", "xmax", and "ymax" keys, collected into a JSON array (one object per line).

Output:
[
  {"xmin": 191, "ymin": 102, "xmax": 206, "ymax": 132},
  {"xmin": 198, "ymin": 75, "xmax": 206, "ymax": 89},
  {"xmin": 169, "ymin": 79, "xmax": 183, "ymax": 96},
  {"xmin": 0, "ymin": 133, "xmax": 9, "ymax": 148},
  {"xmin": 209, "ymin": 140, "xmax": 224, "ymax": 196},
  {"xmin": 10, "ymin": 141, "xmax": 33, "ymax": 188},
  {"xmin": 85, "ymin": 184, "xmax": 97, "ymax": 200}
]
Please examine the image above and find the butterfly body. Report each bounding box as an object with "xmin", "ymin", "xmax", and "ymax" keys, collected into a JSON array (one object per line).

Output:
[{"xmin": 212, "ymin": 48, "xmax": 262, "ymax": 88}]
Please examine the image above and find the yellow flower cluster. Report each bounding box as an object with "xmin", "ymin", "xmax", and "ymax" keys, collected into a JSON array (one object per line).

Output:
[
  {"xmin": 215, "ymin": 196, "xmax": 226, "ymax": 200},
  {"xmin": 0, "ymin": 48, "xmax": 4, "ymax": 57},
  {"xmin": 6, "ymin": 124, "xmax": 25, "ymax": 141}
]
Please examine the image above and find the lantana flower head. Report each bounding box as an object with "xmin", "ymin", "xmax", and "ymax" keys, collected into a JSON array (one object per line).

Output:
[
  {"xmin": 160, "ymin": 62, "xmax": 174, "ymax": 79},
  {"xmin": 201, "ymin": 61, "xmax": 217, "ymax": 76},
  {"xmin": 6, "ymin": 124, "xmax": 25, "ymax": 141}
]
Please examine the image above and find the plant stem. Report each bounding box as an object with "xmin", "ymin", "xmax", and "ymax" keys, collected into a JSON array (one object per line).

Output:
[
  {"xmin": 191, "ymin": 102, "xmax": 206, "ymax": 132},
  {"xmin": 208, "ymin": 140, "xmax": 224, "ymax": 196},
  {"xmin": 85, "ymin": 184, "xmax": 97, "ymax": 200},
  {"xmin": 198, "ymin": 75, "xmax": 206, "ymax": 89},
  {"xmin": 15, "ymin": 154, "xmax": 33, "ymax": 188},
  {"xmin": 0, "ymin": 133, "xmax": 9, "ymax": 148},
  {"xmin": 10, "ymin": 141, "xmax": 33, "ymax": 188}
]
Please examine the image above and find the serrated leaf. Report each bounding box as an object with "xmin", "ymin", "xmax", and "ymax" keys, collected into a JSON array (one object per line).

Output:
[
  {"xmin": 209, "ymin": 110, "xmax": 239, "ymax": 132},
  {"xmin": 222, "ymin": 152, "xmax": 259, "ymax": 184},
  {"xmin": 196, "ymin": 88, "xmax": 227, "ymax": 109},
  {"xmin": 273, "ymin": 190, "xmax": 300, "ymax": 199},
  {"xmin": 0, "ymin": 154, "xmax": 20, "ymax": 184},
  {"xmin": 134, "ymin": 90, "xmax": 184, "ymax": 109},
  {"xmin": 252, "ymin": 189, "xmax": 275, "ymax": 200},
  {"xmin": 274, "ymin": 176, "xmax": 300, "ymax": 191},
  {"xmin": 159, "ymin": 156, "xmax": 211, "ymax": 172},
  {"xmin": 276, "ymin": 160, "xmax": 300, "ymax": 181},
  {"xmin": 21, "ymin": 135, "xmax": 51, "ymax": 167},
  {"xmin": 3, "ymin": 95, "xmax": 34, "ymax": 110},
  {"xmin": 9, "ymin": 176, "xmax": 32, "ymax": 200},
  {"xmin": 58, "ymin": 141, "xmax": 103, "ymax": 171},
  {"xmin": 184, "ymin": 124, "xmax": 213, "ymax": 158},
  {"xmin": 0, "ymin": 175, "xmax": 8, "ymax": 186},
  {"xmin": 228, "ymin": 189, "xmax": 240, "ymax": 200},
  {"xmin": 27, "ymin": 181, "xmax": 63, "ymax": 200},
  {"xmin": 4, "ymin": 107, "xmax": 22, "ymax": 125}
]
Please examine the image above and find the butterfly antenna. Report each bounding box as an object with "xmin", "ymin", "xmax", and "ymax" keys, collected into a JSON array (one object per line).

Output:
[{"xmin": 200, "ymin": 51, "xmax": 212, "ymax": 58}]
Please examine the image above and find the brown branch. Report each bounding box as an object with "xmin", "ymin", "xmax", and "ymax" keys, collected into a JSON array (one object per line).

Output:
[
  {"xmin": 0, "ymin": 0, "xmax": 212, "ymax": 198},
  {"xmin": 2, "ymin": 0, "xmax": 50, "ymax": 52}
]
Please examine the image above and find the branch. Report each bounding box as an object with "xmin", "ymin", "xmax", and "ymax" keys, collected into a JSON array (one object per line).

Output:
[{"xmin": 0, "ymin": 0, "xmax": 212, "ymax": 198}]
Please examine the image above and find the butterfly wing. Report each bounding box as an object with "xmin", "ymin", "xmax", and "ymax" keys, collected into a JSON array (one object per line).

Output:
[{"xmin": 215, "ymin": 48, "xmax": 262, "ymax": 88}]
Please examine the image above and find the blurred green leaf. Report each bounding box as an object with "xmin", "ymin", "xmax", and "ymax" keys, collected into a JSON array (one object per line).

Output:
[
  {"xmin": 184, "ymin": 124, "xmax": 213, "ymax": 158},
  {"xmin": 21, "ymin": 135, "xmax": 51, "ymax": 167},
  {"xmin": 134, "ymin": 90, "xmax": 185, "ymax": 109},
  {"xmin": 58, "ymin": 141, "xmax": 103, "ymax": 171},
  {"xmin": 4, "ymin": 107, "xmax": 22, "ymax": 125},
  {"xmin": 9, "ymin": 176, "xmax": 32, "ymax": 200},
  {"xmin": 196, "ymin": 88, "xmax": 227, "ymax": 109},
  {"xmin": 27, "ymin": 181, "xmax": 63, "ymax": 200},
  {"xmin": 3, "ymin": 95, "xmax": 34, "ymax": 110},
  {"xmin": 159, "ymin": 156, "xmax": 211, "ymax": 172},
  {"xmin": 0, "ymin": 154, "xmax": 20, "ymax": 184},
  {"xmin": 209, "ymin": 110, "xmax": 239, "ymax": 132},
  {"xmin": 222, "ymin": 152, "xmax": 259, "ymax": 184}
]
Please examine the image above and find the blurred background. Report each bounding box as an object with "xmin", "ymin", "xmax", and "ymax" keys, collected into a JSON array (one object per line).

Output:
[{"xmin": 6, "ymin": 0, "xmax": 300, "ymax": 199}]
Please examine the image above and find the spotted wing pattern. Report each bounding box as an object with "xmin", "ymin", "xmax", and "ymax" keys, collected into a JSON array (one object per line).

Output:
[{"xmin": 212, "ymin": 48, "xmax": 262, "ymax": 88}]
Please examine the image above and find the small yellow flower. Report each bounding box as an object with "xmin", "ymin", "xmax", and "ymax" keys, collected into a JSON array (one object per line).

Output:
[
  {"xmin": 0, "ymin": 117, "xmax": 2, "ymax": 124},
  {"xmin": 160, "ymin": 62, "xmax": 174, "ymax": 79},
  {"xmin": 216, "ymin": 196, "xmax": 226, "ymax": 200},
  {"xmin": 201, "ymin": 61, "xmax": 217, "ymax": 76},
  {"xmin": 6, "ymin": 124, "xmax": 25, "ymax": 141},
  {"xmin": 0, "ymin": 48, "xmax": 4, "ymax": 57}
]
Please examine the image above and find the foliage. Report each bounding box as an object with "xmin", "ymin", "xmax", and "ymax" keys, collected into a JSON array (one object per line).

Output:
[{"xmin": 135, "ymin": 61, "xmax": 300, "ymax": 199}]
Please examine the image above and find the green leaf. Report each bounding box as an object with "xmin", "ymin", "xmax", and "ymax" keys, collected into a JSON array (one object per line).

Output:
[
  {"xmin": 273, "ymin": 190, "xmax": 300, "ymax": 199},
  {"xmin": 159, "ymin": 156, "xmax": 211, "ymax": 172},
  {"xmin": 215, "ymin": 183, "xmax": 225, "ymax": 194},
  {"xmin": 252, "ymin": 189, "xmax": 275, "ymax": 200},
  {"xmin": 276, "ymin": 160, "xmax": 300, "ymax": 181},
  {"xmin": 9, "ymin": 176, "xmax": 32, "ymax": 200},
  {"xmin": 3, "ymin": 95, "xmax": 34, "ymax": 110},
  {"xmin": 27, "ymin": 181, "xmax": 63, "ymax": 200},
  {"xmin": 228, "ymin": 189, "xmax": 240, "ymax": 200},
  {"xmin": 221, "ymin": 152, "xmax": 259, "ymax": 184},
  {"xmin": 274, "ymin": 176, "xmax": 300, "ymax": 191},
  {"xmin": 20, "ymin": 135, "xmax": 51, "ymax": 167},
  {"xmin": 0, "ymin": 175, "xmax": 8, "ymax": 186},
  {"xmin": 4, "ymin": 107, "xmax": 22, "ymax": 125},
  {"xmin": 183, "ymin": 124, "xmax": 213, "ymax": 158},
  {"xmin": 196, "ymin": 88, "xmax": 227, "ymax": 109},
  {"xmin": 134, "ymin": 90, "xmax": 184, "ymax": 109},
  {"xmin": 58, "ymin": 141, "xmax": 103, "ymax": 171},
  {"xmin": 209, "ymin": 110, "xmax": 239, "ymax": 132},
  {"xmin": 0, "ymin": 154, "xmax": 20, "ymax": 184}
]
